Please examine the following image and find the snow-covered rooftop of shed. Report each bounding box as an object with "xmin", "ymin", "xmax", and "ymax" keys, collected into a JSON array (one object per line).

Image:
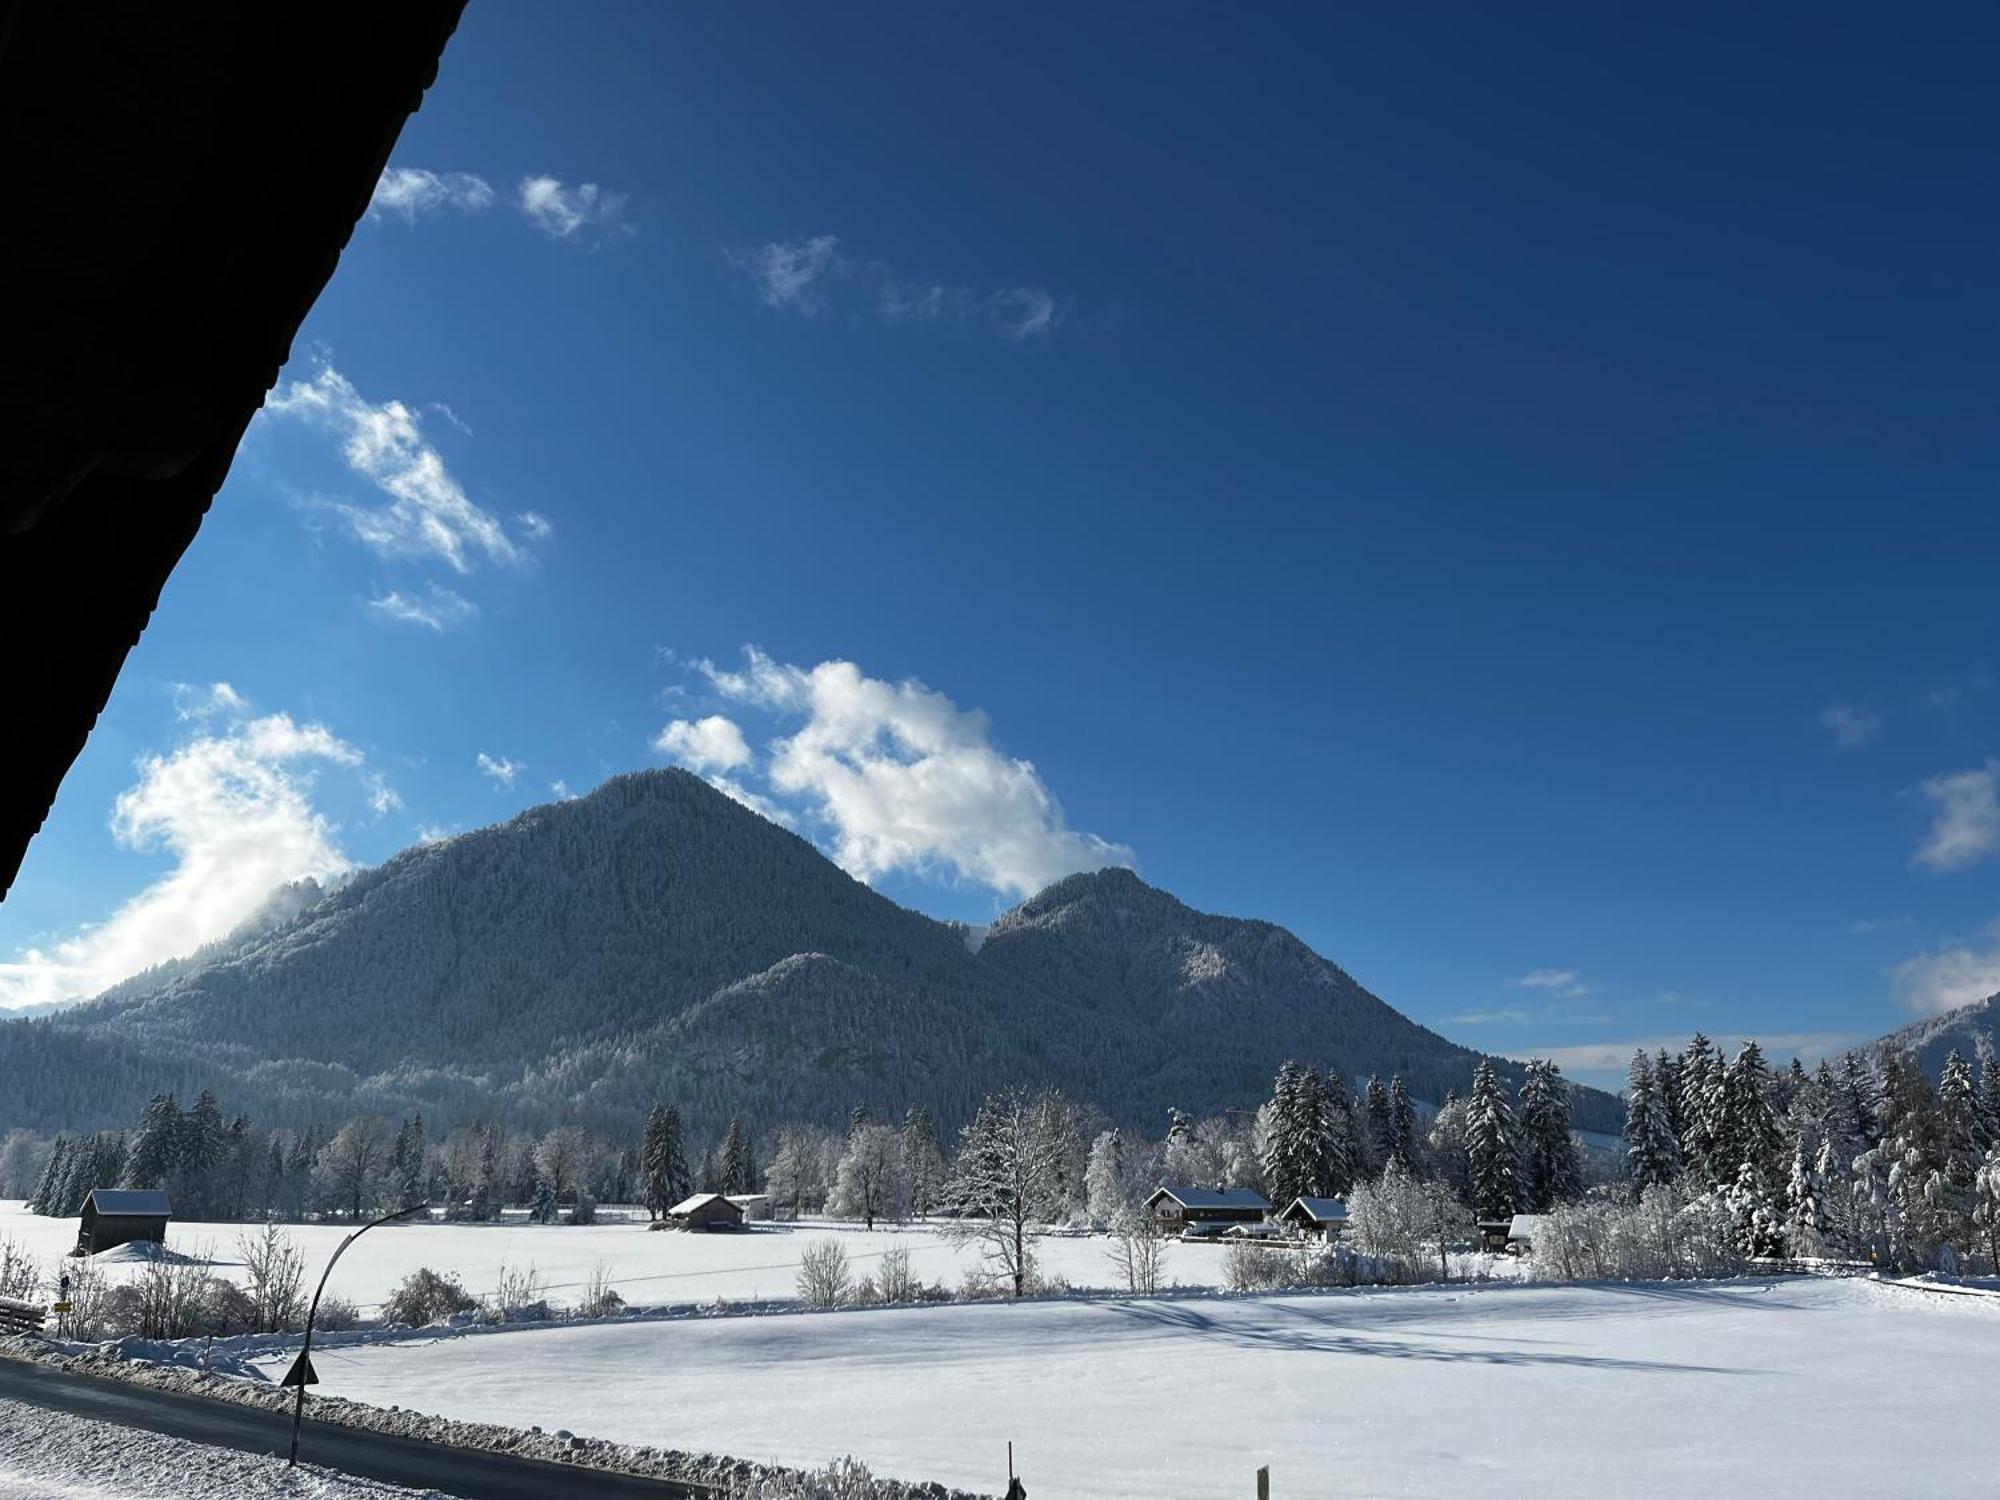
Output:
[
  {"xmin": 84, "ymin": 1188, "xmax": 170, "ymax": 1217},
  {"xmin": 667, "ymin": 1193, "xmax": 736, "ymax": 1216},
  {"xmin": 1285, "ymin": 1196, "xmax": 1349, "ymax": 1221}
]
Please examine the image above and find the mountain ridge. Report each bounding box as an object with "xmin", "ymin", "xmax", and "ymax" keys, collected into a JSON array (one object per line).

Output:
[{"xmin": 0, "ymin": 769, "xmax": 1624, "ymax": 1138}]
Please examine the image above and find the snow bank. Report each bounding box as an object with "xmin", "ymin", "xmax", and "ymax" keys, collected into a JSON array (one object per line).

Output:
[{"xmin": 0, "ymin": 1395, "xmax": 443, "ymax": 1498}]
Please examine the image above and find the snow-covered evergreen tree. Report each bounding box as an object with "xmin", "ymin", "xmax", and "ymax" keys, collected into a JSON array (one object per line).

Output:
[
  {"xmin": 1361, "ymin": 1075, "xmax": 1392, "ymax": 1177},
  {"xmin": 122, "ymin": 1094, "xmax": 181, "ymax": 1190},
  {"xmin": 1388, "ymin": 1075, "xmax": 1418, "ymax": 1170},
  {"xmin": 1624, "ymin": 1050, "xmax": 1681, "ymax": 1193},
  {"xmin": 900, "ymin": 1107, "xmax": 946, "ymax": 1219},
  {"xmin": 721, "ymin": 1118, "xmax": 754, "ymax": 1194},
  {"xmin": 1678, "ymin": 1034, "xmax": 1723, "ymax": 1184},
  {"xmin": 1466, "ymin": 1059, "xmax": 1521, "ymax": 1220},
  {"xmin": 1519, "ymin": 1059, "xmax": 1580, "ymax": 1211},
  {"xmin": 640, "ymin": 1105, "xmax": 688, "ymax": 1218}
]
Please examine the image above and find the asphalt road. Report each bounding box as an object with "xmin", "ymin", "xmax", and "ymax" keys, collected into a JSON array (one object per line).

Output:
[{"xmin": 0, "ymin": 1352, "xmax": 720, "ymax": 1498}]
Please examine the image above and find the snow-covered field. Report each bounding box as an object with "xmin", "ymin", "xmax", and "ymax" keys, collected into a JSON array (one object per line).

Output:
[
  {"xmin": 0, "ymin": 1202, "xmax": 1332, "ymax": 1313},
  {"xmin": 255, "ymin": 1277, "xmax": 1999, "ymax": 1499},
  {"xmin": 0, "ymin": 1398, "xmax": 440, "ymax": 1499}
]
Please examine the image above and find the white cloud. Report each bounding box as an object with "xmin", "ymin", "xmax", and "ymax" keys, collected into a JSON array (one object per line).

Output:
[
  {"xmin": 549, "ymin": 780, "xmax": 575, "ymax": 801},
  {"xmin": 0, "ymin": 696, "xmax": 367, "ymax": 1011},
  {"xmin": 264, "ymin": 364, "xmax": 531, "ymax": 574},
  {"xmin": 367, "ymin": 167, "xmax": 495, "ymax": 222},
  {"xmin": 516, "ymin": 510, "xmax": 554, "ymax": 542},
  {"xmin": 1891, "ymin": 921, "xmax": 2000, "ymax": 1016},
  {"xmin": 365, "ymin": 584, "xmax": 478, "ymax": 633},
  {"xmin": 1515, "ymin": 967, "xmax": 1591, "ymax": 999},
  {"xmin": 728, "ymin": 235, "xmax": 1063, "ymax": 341},
  {"xmin": 1913, "ymin": 760, "xmax": 2000, "ymax": 871},
  {"xmin": 688, "ymin": 647, "xmax": 1131, "ymax": 898},
  {"xmin": 1818, "ymin": 702, "xmax": 1881, "ymax": 748},
  {"xmin": 518, "ymin": 176, "xmax": 630, "ymax": 241},
  {"xmin": 476, "ymin": 752, "xmax": 524, "ymax": 790},
  {"xmin": 171, "ymin": 682, "xmax": 247, "ymax": 721},
  {"xmin": 654, "ymin": 715, "xmax": 754, "ymax": 774},
  {"xmin": 732, "ymin": 234, "xmax": 843, "ymax": 315},
  {"xmin": 414, "ymin": 823, "xmax": 456, "ymax": 846}
]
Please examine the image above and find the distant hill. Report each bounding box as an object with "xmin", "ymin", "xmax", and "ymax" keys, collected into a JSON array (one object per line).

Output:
[
  {"xmin": 1860, "ymin": 992, "xmax": 1999, "ymax": 1077},
  {"xmin": 0, "ymin": 769, "xmax": 1623, "ymax": 1138}
]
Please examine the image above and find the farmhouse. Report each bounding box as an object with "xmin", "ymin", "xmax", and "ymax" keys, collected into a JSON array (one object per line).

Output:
[
  {"xmin": 668, "ymin": 1192, "xmax": 745, "ymax": 1232},
  {"xmin": 1276, "ymin": 1195, "xmax": 1349, "ymax": 1239},
  {"xmin": 1146, "ymin": 1186, "xmax": 1271, "ymax": 1235},
  {"xmin": 76, "ymin": 1188, "xmax": 170, "ymax": 1255}
]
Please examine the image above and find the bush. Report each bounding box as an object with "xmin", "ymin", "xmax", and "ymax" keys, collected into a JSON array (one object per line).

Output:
[
  {"xmin": 576, "ymin": 1263, "xmax": 624, "ymax": 1318},
  {"xmin": 1527, "ymin": 1185, "xmax": 1750, "ymax": 1283},
  {"xmin": 796, "ymin": 1238, "xmax": 852, "ymax": 1308},
  {"xmin": 1106, "ymin": 1218, "xmax": 1167, "ymax": 1294},
  {"xmin": 314, "ymin": 1295, "xmax": 362, "ymax": 1332},
  {"xmin": 0, "ymin": 1238, "xmax": 39, "ymax": 1302},
  {"xmin": 873, "ymin": 1246, "xmax": 920, "ymax": 1304},
  {"xmin": 730, "ymin": 1456, "xmax": 891, "ymax": 1499},
  {"xmin": 485, "ymin": 1262, "xmax": 546, "ymax": 1323},
  {"xmin": 383, "ymin": 1267, "xmax": 478, "ymax": 1328}
]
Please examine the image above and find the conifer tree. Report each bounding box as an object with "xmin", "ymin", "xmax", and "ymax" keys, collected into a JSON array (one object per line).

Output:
[
  {"xmin": 721, "ymin": 1118, "xmax": 753, "ymax": 1194},
  {"xmin": 123, "ymin": 1094, "xmax": 182, "ymax": 1190},
  {"xmin": 1678, "ymin": 1034, "xmax": 1723, "ymax": 1183},
  {"xmin": 901, "ymin": 1106, "xmax": 946, "ymax": 1219},
  {"xmin": 1520, "ymin": 1059, "xmax": 1581, "ymax": 1210},
  {"xmin": 1624, "ymin": 1050, "xmax": 1681, "ymax": 1193},
  {"xmin": 1466, "ymin": 1059, "xmax": 1521, "ymax": 1220},
  {"xmin": 1362, "ymin": 1075, "xmax": 1392, "ymax": 1177},
  {"xmin": 1938, "ymin": 1050, "xmax": 1983, "ymax": 1200},
  {"xmin": 30, "ymin": 1137, "xmax": 67, "ymax": 1215},
  {"xmin": 1388, "ymin": 1075, "xmax": 1418, "ymax": 1169},
  {"xmin": 640, "ymin": 1105, "xmax": 689, "ymax": 1218}
]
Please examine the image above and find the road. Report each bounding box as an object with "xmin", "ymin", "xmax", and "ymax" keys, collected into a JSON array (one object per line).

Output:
[{"xmin": 0, "ymin": 1352, "xmax": 719, "ymax": 1499}]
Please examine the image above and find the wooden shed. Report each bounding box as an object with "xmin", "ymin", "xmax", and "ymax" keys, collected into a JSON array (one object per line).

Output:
[
  {"xmin": 1475, "ymin": 1218, "xmax": 1514, "ymax": 1253},
  {"xmin": 77, "ymin": 1188, "xmax": 170, "ymax": 1255},
  {"xmin": 727, "ymin": 1193, "xmax": 772, "ymax": 1222},
  {"xmin": 668, "ymin": 1192, "xmax": 745, "ymax": 1232}
]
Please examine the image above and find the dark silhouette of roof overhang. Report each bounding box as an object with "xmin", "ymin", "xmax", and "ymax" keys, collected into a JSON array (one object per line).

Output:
[{"xmin": 0, "ymin": 1, "xmax": 467, "ymax": 899}]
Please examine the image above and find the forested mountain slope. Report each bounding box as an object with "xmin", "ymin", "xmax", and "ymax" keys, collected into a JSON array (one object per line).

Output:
[
  {"xmin": 1861, "ymin": 992, "xmax": 1998, "ymax": 1076},
  {"xmin": 0, "ymin": 770, "xmax": 1621, "ymax": 1137}
]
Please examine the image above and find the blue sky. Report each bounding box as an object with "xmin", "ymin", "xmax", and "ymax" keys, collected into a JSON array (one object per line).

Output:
[{"xmin": 4, "ymin": 4, "xmax": 1998, "ymax": 1086}]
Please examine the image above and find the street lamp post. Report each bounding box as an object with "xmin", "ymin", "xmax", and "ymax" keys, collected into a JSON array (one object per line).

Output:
[{"xmin": 288, "ymin": 1202, "xmax": 428, "ymax": 1467}]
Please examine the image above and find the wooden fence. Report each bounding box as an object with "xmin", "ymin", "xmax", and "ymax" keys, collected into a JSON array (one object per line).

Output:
[{"xmin": 0, "ymin": 1297, "xmax": 46, "ymax": 1336}]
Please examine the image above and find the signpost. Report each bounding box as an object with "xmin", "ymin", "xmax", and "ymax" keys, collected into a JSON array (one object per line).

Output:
[{"xmin": 288, "ymin": 1202, "xmax": 427, "ymax": 1468}]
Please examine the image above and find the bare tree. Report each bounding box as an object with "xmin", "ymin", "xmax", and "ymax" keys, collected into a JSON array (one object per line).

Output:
[
  {"xmin": 796, "ymin": 1237, "xmax": 852, "ymax": 1308},
  {"xmin": 1106, "ymin": 1213, "xmax": 1168, "ymax": 1294},
  {"xmin": 316, "ymin": 1116, "xmax": 394, "ymax": 1221},
  {"xmin": 829, "ymin": 1124, "xmax": 906, "ymax": 1230},
  {"xmin": 535, "ymin": 1125, "xmax": 590, "ymax": 1205},
  {"xmin": 237, "ymin": 1222, "xmax": 306, "ymax": 1332},
  {"xmin": 944, "ymin": 1090, "xmax": 1066, "ymax": 1296}
]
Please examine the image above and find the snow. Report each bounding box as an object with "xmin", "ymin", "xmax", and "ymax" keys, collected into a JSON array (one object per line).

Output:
[
  {"xmin": 0, "ymin": 1397, "xmax": 441, "ymax": 1499},
  {"xmin": 0, "ymin": 1203, "xmax": 1323, "ymax": 1314},
  {"xmin": 253, "ymin": 1277, "xmax": 2000, "ymax": 1499}
]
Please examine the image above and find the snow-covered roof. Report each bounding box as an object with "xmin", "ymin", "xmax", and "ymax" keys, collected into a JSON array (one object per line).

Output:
[
  {"xmin": 85, "ymin": 1188, "xmax": 170, "ymax": 1217},
  {"xmin": 1508, "ymin": 1213, "xmax": 1545, "ymax": 1240},
  {"xmin": 1283, "ymin": 1196, "xmax": 1349, "ymax": 1222},
  {"xmin": 668, "ymin": 1193, "xmax": 739, "ymax": 1216},
  {"xmin": 725, "ymin": 1193, "xmax": 769, "ymax": 1205},
  {"xmin": 1148, "ymin": 1185, "xmax": 1272, "ymax": 1211}
]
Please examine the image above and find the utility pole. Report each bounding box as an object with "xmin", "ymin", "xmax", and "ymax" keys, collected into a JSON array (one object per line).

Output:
[{"xmin": 287, "ymin": 1202, "xmax": 427, "ymax": 1467}]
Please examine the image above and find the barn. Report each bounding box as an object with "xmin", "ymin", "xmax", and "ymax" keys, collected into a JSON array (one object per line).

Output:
[
  {"xmin": 668, "ymin": 1192, "xmax": 745, "ymax": 1232},
  {"xmin": 76, "ymin": 1188, "xmax": 171, "ymax": 1255}
]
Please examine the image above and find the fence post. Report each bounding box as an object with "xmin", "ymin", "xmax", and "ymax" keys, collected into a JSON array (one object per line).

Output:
[{"xmin": 1257, "ymin": 1464, "xmax": 1270, "ymax": 1499}]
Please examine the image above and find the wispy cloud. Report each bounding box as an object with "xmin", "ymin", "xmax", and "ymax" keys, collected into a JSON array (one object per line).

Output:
[
  {"xmin": 365, "ymin": 584, "xmax": 478, "ymax": 633},
  {"xmin": 0, "ymin": 690, "xmax": 376, "ymax": 1010},
  {"xmin": 264, "ymin": 362, "xmax": 534, "ymax": 575},
  {"xmin": 364, "ymin": 165, "xmax": 632, "ymax": 244},
  {"xmin": 476, "ymin": 752, "xmax": 524, "ymax": 790},
  {"xmin": 728, "ymin": 234, "xmax": 1065, "ymax": 342},
  {"xmin": 1818, "ymin": 702, "xmax": 1882, "ymax": 748},
  {"xmin": 368, "ymin": 168, "xmax": 496, "ymax": 222},
  {"xmin": 1515, "ymin": 967, "xmax": 1591, "ymax": 999},
  {"xmin": 1912, "ymin": 760, "xmax": 2000, "ymax": 871},
  {"xmin": 1891, "ymin": 919, "xmax": 2000, "ymax": 1016},
  {"xmin": 660, "ymin": 647, "xmax": 1130, "ymax": 897},
  {"xmin": 518, "ymin": 176, "xmax": 630, "ymax": 243}
]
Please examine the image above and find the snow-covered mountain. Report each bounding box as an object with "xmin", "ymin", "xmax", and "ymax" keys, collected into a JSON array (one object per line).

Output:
[
  {"xmin": 1860, "ymin": 991, "xmax": 1998, "ymax": 1076},
  {"xmin": 0, "ymin": 769, "xmax": 1622, "ymax": 1137}
]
